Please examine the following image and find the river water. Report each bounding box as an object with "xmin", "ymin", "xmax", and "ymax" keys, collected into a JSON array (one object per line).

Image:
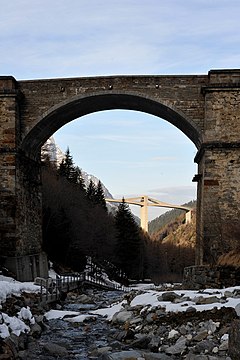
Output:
[{"xmin": 26, "ymin": 289, "xmax": 124, "ymax": 359}]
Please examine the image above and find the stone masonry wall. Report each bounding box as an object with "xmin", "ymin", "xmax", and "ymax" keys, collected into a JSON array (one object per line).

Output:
[
  {"xmin": 183, "ymin": 265, "xmax": 240, "ymax": 289},
  {"xmin": 0, "ymin": 77, "xmax": 19, "ymax": 257},
  {"xmin": 18, "ymin": 75, "xmax": 207, "ymax": 158},
  {"xmin": 0, "ymin": 77, "xmax": 48, "ymax": 280},
  {"xmin": 195, "ymin": 71, "xmax": 240, "ymax": 265}
]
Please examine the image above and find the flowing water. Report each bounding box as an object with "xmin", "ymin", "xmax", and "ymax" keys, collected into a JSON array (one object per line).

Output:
[{"xmin": 26, "ymin": 289, "xmax": 124, "ymax": 359}]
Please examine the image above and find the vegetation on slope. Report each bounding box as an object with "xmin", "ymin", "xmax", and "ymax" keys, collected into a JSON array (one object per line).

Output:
[
  {"xmin": 41, "ymin": 149, "xmax": 149, "ymax": 282},
  {"xmin": 149, "ymin": 200, "xmax": 196, "ymax": 235},
  {"xmin": 42, "ymin": 147, "xmax": 197, "ymax": 283}
]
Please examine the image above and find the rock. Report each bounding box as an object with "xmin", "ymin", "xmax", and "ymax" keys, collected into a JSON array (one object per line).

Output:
[
  {"xmin": 224, "ymin": 290, "xmax": 234, "ymax": 298},
  {"xmin": 228, "ymin": 319, "xmax": 240, "ymax": 360},
  {"xmin": 233, "ymin": 289, "xmax": 240, "ymax": 298},
  {"xmin": 219, "ymin": 339, "xmax": 228, "ymax": 351},
  {"xmin": 112, "ymin": 310, "xmax": 133, "ymax": 324},
  {"xmin": 90, "ymin": 346, "xmax": 112, "ymax": 357},
  {"xmin": 212, "ymin": 346, "xmax": 218, "ymax": 353},
  {"xmin": 234, "ymin": 302, "xmax": 240, "ymax": 316},
  {"xmin": 55, "ymin": 303, "xmax": 62, "ymax": 310},
  {"xmin": 179, "ymin": 325, "xmax": 187, "ymax": 335},
  {"xmin": 220, "ymin": 333, "xmax": 228, "ymax": 341},
  {"xmin": 3, "ymin": 336, "xmax": 19, "ymax": 359},
  {"xmin": 207, "ymin": 319, "xmax": 219, "ymax": 334},
  {"xmin": 112, "ymin": 329, "xmax": 134, "ymax": 341},
  {"xmin": 185, "ymin": 354, "xmax": 211, "ymax": 360},
  {"xmin": 185, "ymin": 306, "xmax": 197, "ymax": 313},
  {"xmin": 76, "ymin": 293, "xmax": 93, "ymax": 304},
  {"xmin": 130, "ymin": 334, "xmax": 150, "ymax": 349},
  {"xmin": 168, "ymin": 329, "xmax": 179, "ymax": 339},
  {"xmin": 29, "ymin": 322, "xmax": 42, "ymax": 338},
  {"xmin": 193, "ymin": 339, "xmax": 216, "ymax": 354},
  {"xmin": 43, "ymin": 342, "xmax": 69, "ymax": 356},
  {"xmin": 160, "ymin": 292, "xmax": 181, "ymax": 302},
  {"xmin": 100, "ymin": 350, "xmax": 143, "ymax": 359},
  {"xmin": 143, "ymin": 353, "xmax": 172, "ymax": 359},
  {"xmin": 146, "ymin": 312, "xmax": 158, "ymax": 323},
  {"xmin": 148, "ymin": 335, "xmax": 160, "ymax": 352},
  {"xmin": 193, "ymin": 296, "xmax": 220, "ymax": 305},
  {"xmin": 165, "ymin": 336, "xmax": 186, "ymax": 355},
  {"xmin": 192, "ymin": 329, "xmax": 208, "ymax": 341}
]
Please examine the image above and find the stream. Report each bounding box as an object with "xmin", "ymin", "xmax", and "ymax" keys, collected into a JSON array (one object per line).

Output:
[{"xmin": 25, "ymin": 289, "xmax": 124, "ymax": 359}]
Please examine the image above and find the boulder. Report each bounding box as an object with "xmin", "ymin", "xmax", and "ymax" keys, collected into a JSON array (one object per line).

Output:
[
  {"xmin": 43, "ymin": 342, "xmax": 69, "ymax": 356},
  {"xmin": 112, "ymin": 310, "xmax": 133, "ymax": 324},
  {"xmin": 229, "ymin": 319, "xmax": 240, "ymax": 360},
  {"xmin": 100, "ymin": 350, "xmax": 143, "ymax": 359}
]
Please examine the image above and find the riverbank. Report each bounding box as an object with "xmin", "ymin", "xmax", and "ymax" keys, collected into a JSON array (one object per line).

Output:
[{"xmin": 1, "ymin": 281, "xmax": 240, "ymax": 359}]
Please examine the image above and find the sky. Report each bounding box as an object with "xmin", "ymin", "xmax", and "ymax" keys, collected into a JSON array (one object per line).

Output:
[{"xmin": 1, "ymin": 0, "xmax": 240, "ymax": 220}]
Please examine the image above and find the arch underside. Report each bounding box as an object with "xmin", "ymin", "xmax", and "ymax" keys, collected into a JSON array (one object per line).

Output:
[{"xmin": 21, "ymin": 93, "xmax": 202, "ymax": 159}]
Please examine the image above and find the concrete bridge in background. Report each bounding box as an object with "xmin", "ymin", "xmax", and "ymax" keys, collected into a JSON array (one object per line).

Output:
[
  {"xmin": 106, "ymin": 195, "xmax": 193, "ymax": 233},
  {"xmin": 1, "ymin": 69, "xmax": 240, "ymax": 280}
]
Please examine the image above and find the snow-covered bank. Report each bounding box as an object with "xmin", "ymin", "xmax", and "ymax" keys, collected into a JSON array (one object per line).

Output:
[
  {"xmin": 0, "ymin": 275, "xmax": 40, "ymax": 305},
  {"xmin": 0, "ymin": 275, "xmax": 41, "ymax": 340},
  {"xmin": 42, "ymin": 285, "xmax": 240, "ymax": 323},
  {"xmin": 2, "ymin": 274, "xmax": 240, "ymax": 359}
]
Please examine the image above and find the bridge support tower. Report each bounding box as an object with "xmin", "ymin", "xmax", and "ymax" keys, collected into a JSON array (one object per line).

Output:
[{"xmin": 0, "ymin": 77, "xmax": 48, "ymax": 281}]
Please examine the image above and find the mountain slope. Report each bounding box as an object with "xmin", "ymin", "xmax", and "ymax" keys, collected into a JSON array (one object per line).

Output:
[
  {"xmin": 149, "ymin": 200, "xmax": 196, "ymax": 234},
  {"xmin": 41, "ymin": 136, "xmax": 113, "ymax": 199}
]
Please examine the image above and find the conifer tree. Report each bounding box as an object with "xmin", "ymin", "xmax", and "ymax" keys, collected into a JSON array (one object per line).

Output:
[
  {"xmin": 75, "ymin": 166, "xmax": 86, "ymax": 192},
  {"xmin": 95, "ymin": 180, "xmax": 107, "ymax": 210},
  {"xmin": 86, "ymin": 179, "xmax": 97, "ymax": 202},
  {"xmin": 114, "ymin": 198, "xmax": 143, "ymax": 280},
  {"xmin": 58, "ymin": 147, "xmax": 76, "ymax": 183}
]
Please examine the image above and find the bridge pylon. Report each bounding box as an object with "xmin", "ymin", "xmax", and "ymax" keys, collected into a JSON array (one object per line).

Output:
[{"xmin": 105, "ymin": 195, "xmax": 192, "ymax": 233}]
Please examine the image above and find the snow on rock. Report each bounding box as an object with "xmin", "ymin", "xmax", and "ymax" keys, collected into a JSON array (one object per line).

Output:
[
  {"xmin": 0, "ymin": 323, "xmax": 10, "ymax": 339},
  {"xmin": 0, "ymin": 276, "xmax": 41, "ymax": 339},
  {"xmin": 91, "ymin": 300, "xmax": 127, "ymax": 321},
  {"xmin": 65, "ymin": 314, "xmax": 97, "ymax": 323},
  {"xmin": 1, "ymin": 313, "xmax": 30, "ymax": 337},
  {"xmin": 18, "ymin": 306, "xmax": 35, "ymax": 325},
  {"xmin": 0, "ymin": 277, "xmax": 40, "ymax": 304},
  {"xmin": 44, "ymin": 309, "xmax": 80, "ymax": 320}
]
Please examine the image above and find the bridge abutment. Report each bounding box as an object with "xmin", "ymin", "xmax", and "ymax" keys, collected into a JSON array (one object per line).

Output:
[
  {"xmin": 195, "ymin": 70, "xmax": 240, "ymax": 265},
  {"xmin": 0, "ymin": 77, "xmax": 48, "ymax": 280}
]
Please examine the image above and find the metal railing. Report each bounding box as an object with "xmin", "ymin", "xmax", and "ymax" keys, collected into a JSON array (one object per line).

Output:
[{"xmin": 36, "ymin": 272, "xmax": 129, "ymax": 303}]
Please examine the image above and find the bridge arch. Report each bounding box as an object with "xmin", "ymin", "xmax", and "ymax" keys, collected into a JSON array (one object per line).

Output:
[
  {"xmin": 2, "ymin": 70, "xmax": 240, "ymax": 281},
  {"xmin": 20, "ymin": 91, "xmax": 202, "ymax": 159}
]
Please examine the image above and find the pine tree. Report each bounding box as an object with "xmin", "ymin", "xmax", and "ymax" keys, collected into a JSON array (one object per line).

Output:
[
  {"xmin": 114, "ymin": 198, "xmax": 143, "ymax": 280},
  {"xmin": 58, "ymin": 147, "xmax": 76, "ymax": 183},
  {"xmin": 75, "ymin": 166, "xmax": 86, "ymax": 192},
  {"xmin": 86, "ymin": 179, "xmax": 97, "ymax": 202},
  {"xmin": 95, "ymin": 180, "xmax": 107, "ymax": 210}
]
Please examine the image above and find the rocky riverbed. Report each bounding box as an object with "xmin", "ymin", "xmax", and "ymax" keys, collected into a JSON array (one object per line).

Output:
[{"xmin": 1, "ymin": 285, "xmax": 240, "ymax": 359}]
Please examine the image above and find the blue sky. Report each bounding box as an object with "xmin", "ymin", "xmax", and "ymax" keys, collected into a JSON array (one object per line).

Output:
[{"xmin": 1, "ymin": 0, "xmax": 240, "ymax": 220}]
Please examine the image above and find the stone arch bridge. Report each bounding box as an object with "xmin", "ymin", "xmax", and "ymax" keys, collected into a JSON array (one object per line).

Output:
[{"xmin": 1, "ymin": 69, "xmax": 240, "ymax": 280}]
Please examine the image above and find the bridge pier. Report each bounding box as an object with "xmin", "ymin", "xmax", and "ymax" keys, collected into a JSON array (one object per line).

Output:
[
  {"xmin": 194, "ymin": 70, "xmax": 240, "ymax": 265},
  {"xmin": 140, "ymin": 195, "xmax": 148, "ymax": 232},
  {"xmin": 0, "ymin": 77, "xmax": 48, "ymax": 281},
  {"xmin": 195, "ymin": 146, "xmax": 240, "ymax": 265}
]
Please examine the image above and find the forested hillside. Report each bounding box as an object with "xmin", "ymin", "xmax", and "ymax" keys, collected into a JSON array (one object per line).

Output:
[
  {"xmin": 41, "ymin": 146, "xmax": 197, "ymax": 284},
  {"xmin": 148, "ymin": 200, "xmax": 196, "ymax": 234},
  {"xmin": 41, "ymin": 149, "xmax": 150, "ymax": 283},
  {"xmin": 146, "ymin": 205, "xmax": 196, "ymax": 283}
]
